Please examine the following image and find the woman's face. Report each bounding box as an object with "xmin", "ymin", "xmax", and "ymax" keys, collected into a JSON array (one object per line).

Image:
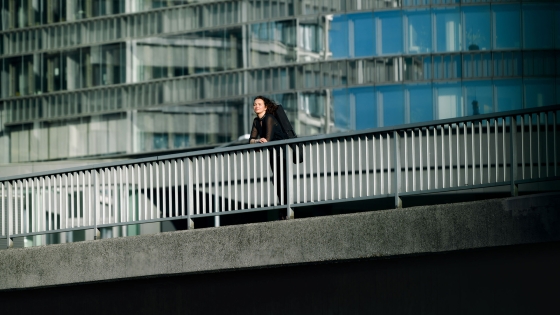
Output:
[{"xmin": 253, "ymin": 98, "xmax": 267, "ymax": 116}]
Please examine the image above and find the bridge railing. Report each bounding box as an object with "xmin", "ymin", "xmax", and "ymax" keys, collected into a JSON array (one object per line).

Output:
[{"xmin": 1, "ymin": 105, "xmax": 559, "ymax": 248}]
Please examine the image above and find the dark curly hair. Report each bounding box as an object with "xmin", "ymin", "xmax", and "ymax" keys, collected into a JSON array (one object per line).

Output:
[{"xmin": 254, "ymin": 95, "xmax": 279, "ymax": 114}]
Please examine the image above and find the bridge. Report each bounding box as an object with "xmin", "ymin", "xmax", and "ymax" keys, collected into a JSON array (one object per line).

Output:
[{"xmin": 0, "ymin": 105, "xmax": 559, "ymax": 314}]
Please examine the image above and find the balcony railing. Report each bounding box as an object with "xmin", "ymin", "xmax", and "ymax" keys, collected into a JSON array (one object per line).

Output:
[{"xmin": 1, "ymin": 105, "xmax": 559, "ymax": 249}]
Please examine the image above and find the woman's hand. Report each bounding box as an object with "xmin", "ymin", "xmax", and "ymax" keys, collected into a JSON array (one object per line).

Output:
[{"xmin": 259, "ymin": 138, "xmax": 268, "ymax": 143}]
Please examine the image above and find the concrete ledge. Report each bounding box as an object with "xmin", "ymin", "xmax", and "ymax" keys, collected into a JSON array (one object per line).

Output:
[{"xmin": 0, "ymin": 192, "xmax": 558, "ymax": 291}]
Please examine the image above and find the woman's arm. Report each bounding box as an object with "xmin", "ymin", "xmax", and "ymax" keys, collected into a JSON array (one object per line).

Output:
[
  {"xmin": 261, "ymin": 115, "xmax": 276, "ymax": 142},
  {"xmin": 249, "ymin": 119, "xmax": 259, "ymax": 144}
]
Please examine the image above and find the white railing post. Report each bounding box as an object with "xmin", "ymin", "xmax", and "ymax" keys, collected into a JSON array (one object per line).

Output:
[
  {"xmin": 7, "ymin": 182, "xmax": 13, "ymax": 248},
  {"xmin": 393, "ymin": 131, "xmax": 402, "ymax": 208},
  {"xmin": 510, "ymin": 116, "xmax": 518, "ymax": 196},
  {"xmin": 186, "ymin": 158, "xmax": 194, "ymax": 229},
  {"xmin": 93, "ymin": 170, "xmax": 100, "ymax": 240},
  {"xmin": 286, "ymin": 144, "xmax": 294, "ymax": 219}
]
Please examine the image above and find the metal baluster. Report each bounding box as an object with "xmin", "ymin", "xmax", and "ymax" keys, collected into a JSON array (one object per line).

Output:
[
  {"xmin": 337, "ymin": 140, "xmax": 341, "ymax": 199},
  {"xmin": 240, "ymin": 151, "xmax": 244, "ymax": 208},
  {"xmin": 234, "ymin": 152, "xmax": 238, "ymax": 210},
  {"xmin": 358, "ymin": 138, "xmax": 362, "ymax": 197},
  {"xmin": 380, "ymin": 135, "xmax": 384, "ymax": 195},
  {"xmin": 456, "ymin": 123, "xmax": 460, "ymax": 187},
  {"xmin": 309, "ymin": 143, "xmax": 314, "ymax": 202},
  {"xmin": 317, "ymin": 142, "xmax": 321, "ymax": 201},
  {"xmin": 411, "ymin": 130, "xmax": 415, "ymax": 192},
  {"xmin": 181, "ymin": 159, "xmax": 185, "ymax": 217},
  {"xmin": 537, "ymin": 114, "xmax": 541, "ymax": 178},
  {"xmin": 403, "ymin": 132, "xmax": 408, "ymax": 193},
  {"xmin": 502, "ymin": 118, "xmax": 506, "ymax": 182},
  {"xmin": 529, "ymin": 116, "xmax": 533, "ymax": 179},
  {"xmin": 545, "ymin": 113, "xmax": 549, "ymax": 177},
  {"xmin": 344, "ymin": 139, "xmax": 348, "ymax": 199},
  {"xmin": 419, "ymin": 129, "xmax": 423, "ymax": 191},
  {"xmin": 162, "ymin": 161, "xmax": 166, "ymax": 218},
  {"xmin": 434, "ymin": 127, "xmax": 438, "ymax": 189},
  {"xmin": 227, "ymin": 154, "xmax": 231, "ymax": 211},
  {"xmin": 351, "ymin": 138, "xmax": 356, "ymax": 198},
  {"xmin": 331, "ymin": 140, "xmax": 334, "ymax": 200},
  {"xmin": 387, "ymin": 132, "xmax": 391, "ymax": 194},
  {"xmin": 267, "ymin": 149, "xmax": 271, "ymax": 207},
  {"xmin": 463, "ymin": 123, "xmax": 468, "ymax": 186},
  {"xmin": 495, "ymin": 119, "xmax": 498, "ymax": 183},
  {"xmin": 365, "ymin": 137, "xmax": 369, "ymax": 196},
  {"xmin": 195, "ymin": 158, "xmax": 200, "ymax": 214},
  {"xmin": 168, "ymin": 161, "xmax": 172, "ymax": 217},
  {"xmin": 427, "ymin": 128, "xmax": 430, "ymax": 189},
  {"xmin": 479, "ymin": 121, "xmax": 483, "ymax": 185},
  {"xmin": 150, "ymin": 163, "xmax": 154, "ymax": 219},
  {"xmin": 216, "ymin": 155, "xmax": 221, "ymax": 214}
]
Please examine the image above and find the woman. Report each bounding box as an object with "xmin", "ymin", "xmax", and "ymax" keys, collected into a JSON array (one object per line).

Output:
[
  {"xmin": 249, "ymin": 96, "xmax": 287, "ymax": 144},
  {"xmin": 249, "ymin": 96, "xmax": 288, "ymax": 207}
]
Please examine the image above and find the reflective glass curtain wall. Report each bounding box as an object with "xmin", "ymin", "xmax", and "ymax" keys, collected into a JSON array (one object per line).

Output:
[{"xmin": 1, "ymin": 0, "xmax": 559, "ymax": 164}]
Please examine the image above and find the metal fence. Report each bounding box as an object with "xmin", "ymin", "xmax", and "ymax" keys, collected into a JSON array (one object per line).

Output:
[{"xmin": 1, "ymin": 105, "xmax": 559, "ymax": 248}]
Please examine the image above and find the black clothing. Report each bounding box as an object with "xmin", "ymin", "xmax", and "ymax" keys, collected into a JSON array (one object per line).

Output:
[
  {"xmin": 249, "ymin": 113, "xmax": 288, "ymax": 143},
  {"xmin": 249, "ymin": 113, "xmax": 288, "ymax": 206}
]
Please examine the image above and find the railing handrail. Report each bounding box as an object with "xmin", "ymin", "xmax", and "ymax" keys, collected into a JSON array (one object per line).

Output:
[{"xmin": 1, "ymin": 104, "xmax": 559, "ymax": 183}]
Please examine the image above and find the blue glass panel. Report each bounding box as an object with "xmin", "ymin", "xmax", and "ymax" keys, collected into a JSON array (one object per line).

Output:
[
  {"xmin": 524, "ymin": 79, "xmax": 555, "ymax": 108},
  {"xmin": 154, "ymin": 133, "xmax": 169, "ymax": 150},
  {"xmin": 463, "ymin": 5, "xmax": 491, "ymax": 51},
  {"xmin": 329, "ymin": 15, "xmax": 349, "ymax": 58},
  {"xmin": 407, "ymin": 84, "xmax": 433, "ymax": 123},
  {"xmin": 405, "ymin": 9, "xmax": 432, "ymax": 54},
  {"xmin": 557, "ymin": 6, "xmax": 560, "ymax": 49},
  {"xmin": 332, "ymin": 88, "xmax": 350, "ymax": 131},
  {"xmin": 350, "ymin": 86, "xmax": 377, "ymax": 130},
  {"xmin": 434, "ymin": 7, "xmax": 461, "ymax": 52},
  {"xmin": 523, "ymin": 5, "xmax": 554, "ymax": 49},
  {"xmin": 463, "ymin": 80, "xmax": 493, "ymax": 116},
  {"xmin": 378, "ymin": 85, "xmax": 404, "ymax": 127},
  {"xmin": 493, "ymin": 4, "xmax": 520, "ymax": 49},
  {"xmin": 374, "ymin": 11, "xmax": 403, "ymax": 56},
  {"xmin": 494, "ymin": 80, "xmax": 522, "ymax": 112},
  {"xmin": 174, "ymin": 134, "xmax": 189, "ymax": 148},
  {"xmin": 435, "ymin": 82, "xmax": 462, "ymax": 119},
  {"xmin": 349, "ymin": 13, "xmax": 374, "ymax": 57}
]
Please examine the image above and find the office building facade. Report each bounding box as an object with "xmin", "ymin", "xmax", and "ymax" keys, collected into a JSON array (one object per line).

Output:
[{"xmin": 1, "ymin": 0, "xmax": 559, "ymax": 164}]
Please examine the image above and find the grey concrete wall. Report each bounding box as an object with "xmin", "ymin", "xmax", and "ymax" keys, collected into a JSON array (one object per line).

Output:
[{"xmin": 0, "ymin": 192, "xmax": 558, "ymax": 291}]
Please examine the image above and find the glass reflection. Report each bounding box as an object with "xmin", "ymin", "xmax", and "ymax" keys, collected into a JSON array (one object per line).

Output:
[
  {"xmin": 349, "ymin": 13, "xmax": 374, "ymax": 57},
  {"xmin": 524, "ymin": 79, "xmax": 555, "ymax": 108},
  {"xmin": 495, "ymin": 79, "xmax": 522, "ymax": 112},
  {"xmin": 463, "ymin": 80, "xmax": 493, "ymax": 116},
  {"xmin": 350, "ymin": 87, "xmax": 377, "ymax": 130},
  {"xmin": 523, "ymin": 5, "xmax": 554, "ymax": 49},
  {"xmin": 329, "ymin": 15, "xmax": 349, "ymax": 58},
  {"xmin": 405, "ymin": 10, "xmax": 431, "ymax": 54},
  {"xmin": 378, "ymin": 85, "xmax": 404, "ymax": 127},
  {"xmin": 407, "ymin": 84, "xmax": 432, "ymax": 123},
  {"xmin": 435, "ymin": 82, "xmax": 462, "ymax": 119},
  {"xmin": 463, "ymin": 5, "xmax": 490, "ymax": 51},
  {"xmin": 435, "ymin": 7, "xmax": 461, "ymax": 53},
  {"xmin": 299, "ymin": 18, "xmax": 324, "ymax": 61},
  {"xmin": 250, "ymin": 20, "xmax": 296, "ymax": 67},
  {"xmin": 332, "ymin": 89, "xmax": 350, "ymax": 131},
  {"xmin": 374, "ymin": 11, "xmax": 402, "ymax": 56},
  {"xmin": 493, "ymin": 4, "xmax": 520, "ymax": 49}
]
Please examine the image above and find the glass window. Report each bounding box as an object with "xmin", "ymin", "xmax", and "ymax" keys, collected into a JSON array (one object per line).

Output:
[
  {"xmin": 332, "ymin": 88, "xmax": 350, "ymax": 131},
  {"xmin": 378, "ymin": 85, "xmax": 404, "ymax": 127},
  {"xmin": 495, "ymin": 79, "xmax": 522, "ymax": 112},
  {"xmin": 405, "ymin": 9, "xmax": 431, "ymax": 54},
  {"xmin": 463, "ymin": 80, "xmax": 493, "ymax": 116},
  {"xmin": 349, "ymin": 86, "xmax": 377, "ymax": 130},
  {"xmin": 251, "ymin": 21, "xmax": 296, "ymax": 66},
  {"xmin": 434, "ymin": 7, "xmax": 461, "ymax": 53},
  {"xmin": 524, "ymin": 79, "xmax": 555, "ymax": 108},
  {"xmin": 557, "ymin": 5, "xmax": 560, "ymax": 49},
  {"xmin": 406, "ymin": 84, "xmax": 433, "ymax": 123},
  {"xmin": 349, "ymin": 13, "xmax": 374, "ymax": 57},
  {"xmin": 463, "ymin": 53, "xmax": 492, "ymax": 79},
  {"xmin": 374, "ymin": 11, "xmax": 402, "ymax": 56},
  {"xmin": 435, "ymin": 82, "xmax": 462, "ymax": 119},
  {"xmin": 463, "ymin": 5, "xmax": 491, "ymax": 51},
  {"xmin": 523, "ymin": 5, "xmax": 554, "ymax": 49},
  {"xmin": 493, "ymin": 4, "xmax": 520, "ymax": 49},
  {"xmin": 328, "ymin": 15, "xmax": 349, "ymax": 58}
]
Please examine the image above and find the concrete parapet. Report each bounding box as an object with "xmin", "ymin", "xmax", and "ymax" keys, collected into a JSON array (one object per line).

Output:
[{"xmin": 0, "ymin": 192, "xmax": 558, "ymax": 291}]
